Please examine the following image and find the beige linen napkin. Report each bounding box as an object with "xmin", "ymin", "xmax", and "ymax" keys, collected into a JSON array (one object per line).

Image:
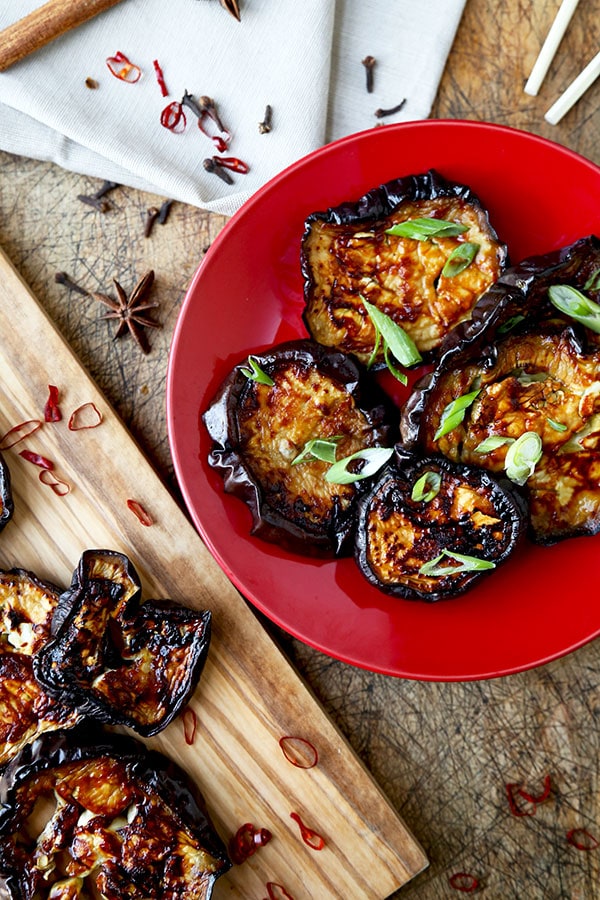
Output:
[{"xmin": 0, "ymin": 0, "xmax": 466, "ymax": 215}]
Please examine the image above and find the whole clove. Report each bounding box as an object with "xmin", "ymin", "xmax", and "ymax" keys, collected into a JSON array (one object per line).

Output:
[
  {"xmin": 157, "ymin": 199, "xmax": 173, "ymax": 224},
  {"xmin": 374, "ymin": 99, "xmax": 407, "ymax": 118},
  {"xmin": 203, "ymin": 158, "xmax": 234, "ymax": 185},
  {"xmin": 54, "ymin": 272, "xmax": 89, "ymax": 296},
  {"xmin": 144, "ymin": 207, "xmax": 160, "ymax": 238},
  {"xmin": 93, "ymin": 180, "xmax": 119, "ymax": 199},
  {"xmin": 362, "ymin": 56, "xmax": 376, "ymax": 93},
  {"xmin": 258, "ymin": 104, "xmax": 273, "ymax": 134},
  {"xmin": 76, "ymin": 194, "xmax": 110, "ymax": 213}
]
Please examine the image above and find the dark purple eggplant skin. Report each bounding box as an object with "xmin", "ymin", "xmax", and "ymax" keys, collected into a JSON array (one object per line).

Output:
[
  {"xmin": 401, "ymin": 235, "xmax": 600, "ymax": 448},
  {"xmin": 33, "ymin": 550, "xmax": 212, "ymax": 737},
  {"xmin": 203, "ymin": 339, "xmax": 395, "ymax": 556},
  {"xmin": 354, "ymin": 446, "xmax": 527, "ymax": 602},
  {"xmin": 0, "ymin": 727, "xmax": 231, "ymax": 900},
  {"xmin": 0, "ymin": 451, "xmax": 13, "ymax": 533}
]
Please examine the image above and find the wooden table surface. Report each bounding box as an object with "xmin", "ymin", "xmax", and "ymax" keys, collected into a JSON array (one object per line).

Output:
[{"xmin": 0, "ymin": 2, "xmax": 599, "ymax": 897}]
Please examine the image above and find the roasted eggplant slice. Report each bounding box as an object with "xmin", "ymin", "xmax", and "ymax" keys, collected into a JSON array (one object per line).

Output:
[
  {"xmin": 34, "ymin": 550, "xmax": 212, "ymax": 736},
  {"xmin": 0, "ymin": 569, "xmax": 80, "ymax": 767},
  {"xmin": 0, "ymin": 451, "xmax": 13, "ymax": 534},
  {"xmin": 0, "ymin": 728, "xmax": 231, "ymax": 899},
  {"xmin": 401, "ymin": 236, "xmax": 600, "ymax": 544},
  {"xmin": 354, "ymin": 448, "xmax": 526, "ymax": 601},
  {"xmin": 301, "ymin": 169, "xmax": 507, "ymax": 366},
  {"xmin": 203, "ymin": 339, "xmax": 393, "ymax": 554}
]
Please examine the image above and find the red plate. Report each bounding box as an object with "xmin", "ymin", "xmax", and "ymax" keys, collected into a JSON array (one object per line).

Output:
[{"xmin": 166, "ymin": 120, "xmax": 600, "ymax": 681}]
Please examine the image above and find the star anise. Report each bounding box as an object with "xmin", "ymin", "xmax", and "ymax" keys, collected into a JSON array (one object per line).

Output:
[{"xmin": 91, "ymin": 270, "xmax": 160, "ymax": 354}]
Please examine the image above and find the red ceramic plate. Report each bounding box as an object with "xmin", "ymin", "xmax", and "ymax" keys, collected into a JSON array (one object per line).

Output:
[{"xmin": 167, "ymin": 120, "xmax": 600, "ymax": 681}]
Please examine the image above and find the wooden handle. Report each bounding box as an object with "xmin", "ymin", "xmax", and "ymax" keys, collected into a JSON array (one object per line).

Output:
[{"xmin": 0, "ymin": 0, "xmax": 125, "ymax": 72}]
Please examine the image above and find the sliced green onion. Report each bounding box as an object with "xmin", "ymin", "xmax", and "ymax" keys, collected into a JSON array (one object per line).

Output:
[
  {"xmin": 325, "ymin": 447, "xmax": 393, "ymax": 485},
  {"xmin": 584, "ymin": 268, "xmax": 600, "ymax": 292},
  {"xmin": 547, "ymin": 418, "xmax": 567, "ymax": 432},
  {"xmin": 548, "ymin": 284, "xmax": 600, "ymax": 334},
  {"xmin": 411, "ymin": 470, "xmax": 442, "ymax": 503},
  {"xmin": 504, "ymin": 431, "xmax": 543, "ymax": 485},
  {"xmin": 497, "ymin": 314, "xmax": 526, "ymax": 335},
  {"xmin": 385, "ymin": 217, "xmax": 468, "ymax": 240},
  {"xmin": 419, "ymin": 548, "xmax": 496, "ymax": 577},
  {"xmin": 291, "ymin": 438, "xmax": 341, "ymax": 466},
  {"xmin": 475, "ymin": 435, "xmax": 515, "ymax": 454},
  {"xmin": 434, "ymin": 389, "xmax": 480, "ymax": 441},
  {"xmin": 441, "ymin": 242, "xmax": 480, "ymax": 277},
  {"xmin": 362, "ymin": 297, "xmax": 422, "ymax": 383},
  {"xmin": 239, "ymin": 355, "xmax": 274, "ymax": 386}
]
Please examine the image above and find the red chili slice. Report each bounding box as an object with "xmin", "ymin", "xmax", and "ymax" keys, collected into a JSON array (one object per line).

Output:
[
  {"xmin": 0, "ymin": 419, "xmax": 43, "ymax": 450},
  {"xmin": 106, "ymin": 51, "xmax": 141, "ymax": 83},
  {"xmin": 39, "ymin": 469, "xmax": 71, "ymax": 496},
  {"xmin": 152, "ymin": 59, "xmax": 168, "ymax": 96},
  {"xmin": 44, "ymin": 385, "xmax": 62, "ymax": 422},
  {"xmin": 126, "ymin": 499, "xmax": 153, "ymax": 526},
  {"xmin": 449, "ymin": 872, "xmax": 480, "ymax": 893},
  {"xmin": 279, "ymin": 735, "xmax": 318, "ymax": 769},
  {"xmin": 567, "ymin": 828, "xmax": 599, "ymax": 851},
  {"xmin": 182, "ymin": 708, "xmax": 197, "ymax": 745},
  {"xmin": 161, "ymin": 101, "xmax": 187, "ymax": 133},
  {"xmin": 19, "ymin": 450, "xmax": 54, "ymax": 470},
  {"xmin": 68, "ymin": 402, "xmax": 103, "ymax": 431},
  {"xmin": 265, "ymin": 883, "xmax": 295, "ymax": 900},
  {"xmin": 229, "ymin": 822, "xmax": 272, "ymax": 864},
  {"xmin": 505, "ymin": 775, "xmax": 552, "ymax": 816},
  {"xmin": 214, "ymin": 156, "xmax": 249, "ymax": 174},
  {"xmin": 289, "ymin": 811, "xmax": 325, "ymax": 850}
]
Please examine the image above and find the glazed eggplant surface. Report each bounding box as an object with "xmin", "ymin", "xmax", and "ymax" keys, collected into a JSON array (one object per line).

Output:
[
  {"xmin": 301, "ymin": 169, "xmax": 507, "ymax": 366},
  {"xmin": 0, "ymin": 451, "xmax": 13, "ymax": 534},
  {"xmin": 355, "ymin": 450, "xmax": 526, "ymax": 601},
  {"xmin": 204, "ymin": 340, "xmax": 392, "ymax": 554},
  {"xmin": 0, "ymin": 729, "xmax": 230, "ymax": 900},
  {"xmin": 401, "ymin": 236, "xmax": 600, "ymax": 544}
]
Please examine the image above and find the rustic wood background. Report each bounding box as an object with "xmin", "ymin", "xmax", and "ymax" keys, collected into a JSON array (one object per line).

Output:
[{"xmin": 0, "ymin": 1, "xmax": 599, "ymax": 897}]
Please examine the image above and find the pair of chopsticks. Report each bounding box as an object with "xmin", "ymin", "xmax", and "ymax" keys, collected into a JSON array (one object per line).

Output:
[{"xmin": 524, "ymin": 0, "xmax": 600, "ymax": 124}]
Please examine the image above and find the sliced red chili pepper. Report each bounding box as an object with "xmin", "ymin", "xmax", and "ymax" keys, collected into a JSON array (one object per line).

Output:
[
  {"xmin": 19, "ymin": 449, "xmax": 54, "ymax": 470},
  {"xmin": 213, "ymin": 156, "xmax": 249, "ymax": 174},
  {"xmin": 505, "ymin": 775, "xmax": 552, "ymax": 816},
  {"xmin": 229, "ymin": 822, "xmax": 272, "ymax": 864},
  {"xmin": 161, "ymin": 101, "xmax": 187, "ymax": 133},
  {"xmin": 265, "ymin": 883, "xmax": 295, "ymax": 900},
  {"xmin": 449, "ymin": 872, "xmax": 480, "ymax": 893},
  {"xmin": 182, "ymin": 708, "xmax": 197, "ymax": 745},
  {"xmin": 126, "ymin": 498, "xmax": 154, "ymax": 526},
  {"xmin": 152, "ymin": 59, "xmax": 168, "ymax": 97},
  {"xmin": 44, "ymin": 384, "xmax": 62, "ymax": 422},
  {"xmin": 567, "ymin": 827, "xmax": 599, "ymax": 851},
  {"xmin": 39, "ymin": 469, "xmax": 71, "ymax": 496},
  {"xmin": 279, "ymin": 735, "xmax": 318, "ymax": 769},
  {"xmin": 0, "ymin": 419, "xmax": 43, "ymax": 450},
  {"xmin": 68, "ymin": 402, "xmax": 103, "ymax": 431},
  {"xmin": 517, "ymin": 774, "xmax": 552, "ymax": 805},
  {"xmin": 289, "ymin": 811, "xmax": 325, "ymax": 850},
  {"xmin": 106, "ymin": 51, "xmax": 141, "ymax": 83}
]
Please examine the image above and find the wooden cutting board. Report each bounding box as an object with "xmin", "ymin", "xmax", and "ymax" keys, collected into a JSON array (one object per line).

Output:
[{"xmin": 0, "ymin": 246, "xmax": 427, "ymax": 899}]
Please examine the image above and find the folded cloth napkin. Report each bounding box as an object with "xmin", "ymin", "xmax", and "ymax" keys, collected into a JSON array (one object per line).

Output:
[{"xmin": 0, "ymin": 0, "xmax": 466, "ymax": 216}]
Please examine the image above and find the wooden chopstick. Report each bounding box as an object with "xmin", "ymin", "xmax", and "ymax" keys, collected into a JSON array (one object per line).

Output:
[
  {"xmin": 0, "ymin": 0, "xmax": 125, "ymax": 73},
  {"xmin": 524, "ymin": 0, "xmax": 581, "ymax": 96},
  {"xmin": 545, "ymin": 49, "xmax": 600, "ymax": 123}
]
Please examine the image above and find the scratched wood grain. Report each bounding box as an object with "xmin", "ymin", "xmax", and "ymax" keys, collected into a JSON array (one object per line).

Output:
[{"xmin": 0, "ymin": 1, "xmax": 599, "ymax": 898}]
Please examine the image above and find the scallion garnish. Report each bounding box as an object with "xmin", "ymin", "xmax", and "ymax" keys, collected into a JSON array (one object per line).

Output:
[
  {"xmin": 548, "ymin": 284, "xmax": 600, "ymax": 334},
  {"xmin": 325, "ymin": 447, "xmax": 393, "ymax": 485},
  {"xmin": 385, "ymin": 217, "xmax": 468, "ymax": 241},
  {"xmin": 584, "ymin": 268, "xmax": 600, "ymax": 292},
  {"xmin": 475, "ymin": 435, "xmax": 515, "ymax": 454},
  {"xmin": 441, "ymin": 242, "xmax": 480, "ymax": 277},
  {"xmin": 434, "ymin": 389, "xmax": 480, "ymax": 441},
  {"xmin": 419, "ymin": 548, "xmax": 496, "ymax": 577},
  {"xmin": 411, "ymin": 470, "xmax": 442, "ymax": 503},
  {"xmin": 504, "ymin": 431, "xmax": 543, "ymax": 485},
  {"xmin": 547, "ymin": 418, "xmax": 567, "ymax": 432},
  {"xmin": 362, "ymin": 297, "xmax": 422, "ymax": 383},
  {"xmin": 291, "ymin": 437, "xmax": 341, "ymax": 466},
  {"xmin": 239, "ymin": 355, "xmax": 274, "ymax": 386},
  {"xmin": 497, "ymin": 314, "xmax": 526, "ymax": 335}
]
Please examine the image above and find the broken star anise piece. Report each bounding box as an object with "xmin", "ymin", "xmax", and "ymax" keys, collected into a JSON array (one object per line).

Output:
[{"xmin": 92, "ymin": 270, "xmax": 161, "ymax": 354}]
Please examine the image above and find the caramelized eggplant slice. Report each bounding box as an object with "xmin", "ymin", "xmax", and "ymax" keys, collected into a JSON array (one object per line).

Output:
[
  {"xmin": 203, "ymin": 339, "xmax": 393, "ymax": 555},
  {"xmin": 355, "ymin": 448, "xmax": 526, "ymax": 601},
  {"xmin": 301, "ymin": 169, "xmax": 507, "ymax": 366},
  {"xmin": 0, "ymin": 727, "xmax": 231, "ymax": 899},
  {"xmin": 0, "ymin": 452, "xmax": 13, "ymax": 534},
  {"xmin": 34, "ymin": 550, "xmax": 212, "ymax": 736},
  {"xmin": 401, "ymin": 237, "xmax": 600, "ymax": 544},
  {"xmin": 0, "ymin": 570, "xmax": 80, "ymax": 767}
]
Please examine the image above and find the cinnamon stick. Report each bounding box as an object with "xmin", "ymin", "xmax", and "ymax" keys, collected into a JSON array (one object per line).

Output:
[{"xmin": 0, "ymin": 0, "xmax": 125, "ymax": 72}]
